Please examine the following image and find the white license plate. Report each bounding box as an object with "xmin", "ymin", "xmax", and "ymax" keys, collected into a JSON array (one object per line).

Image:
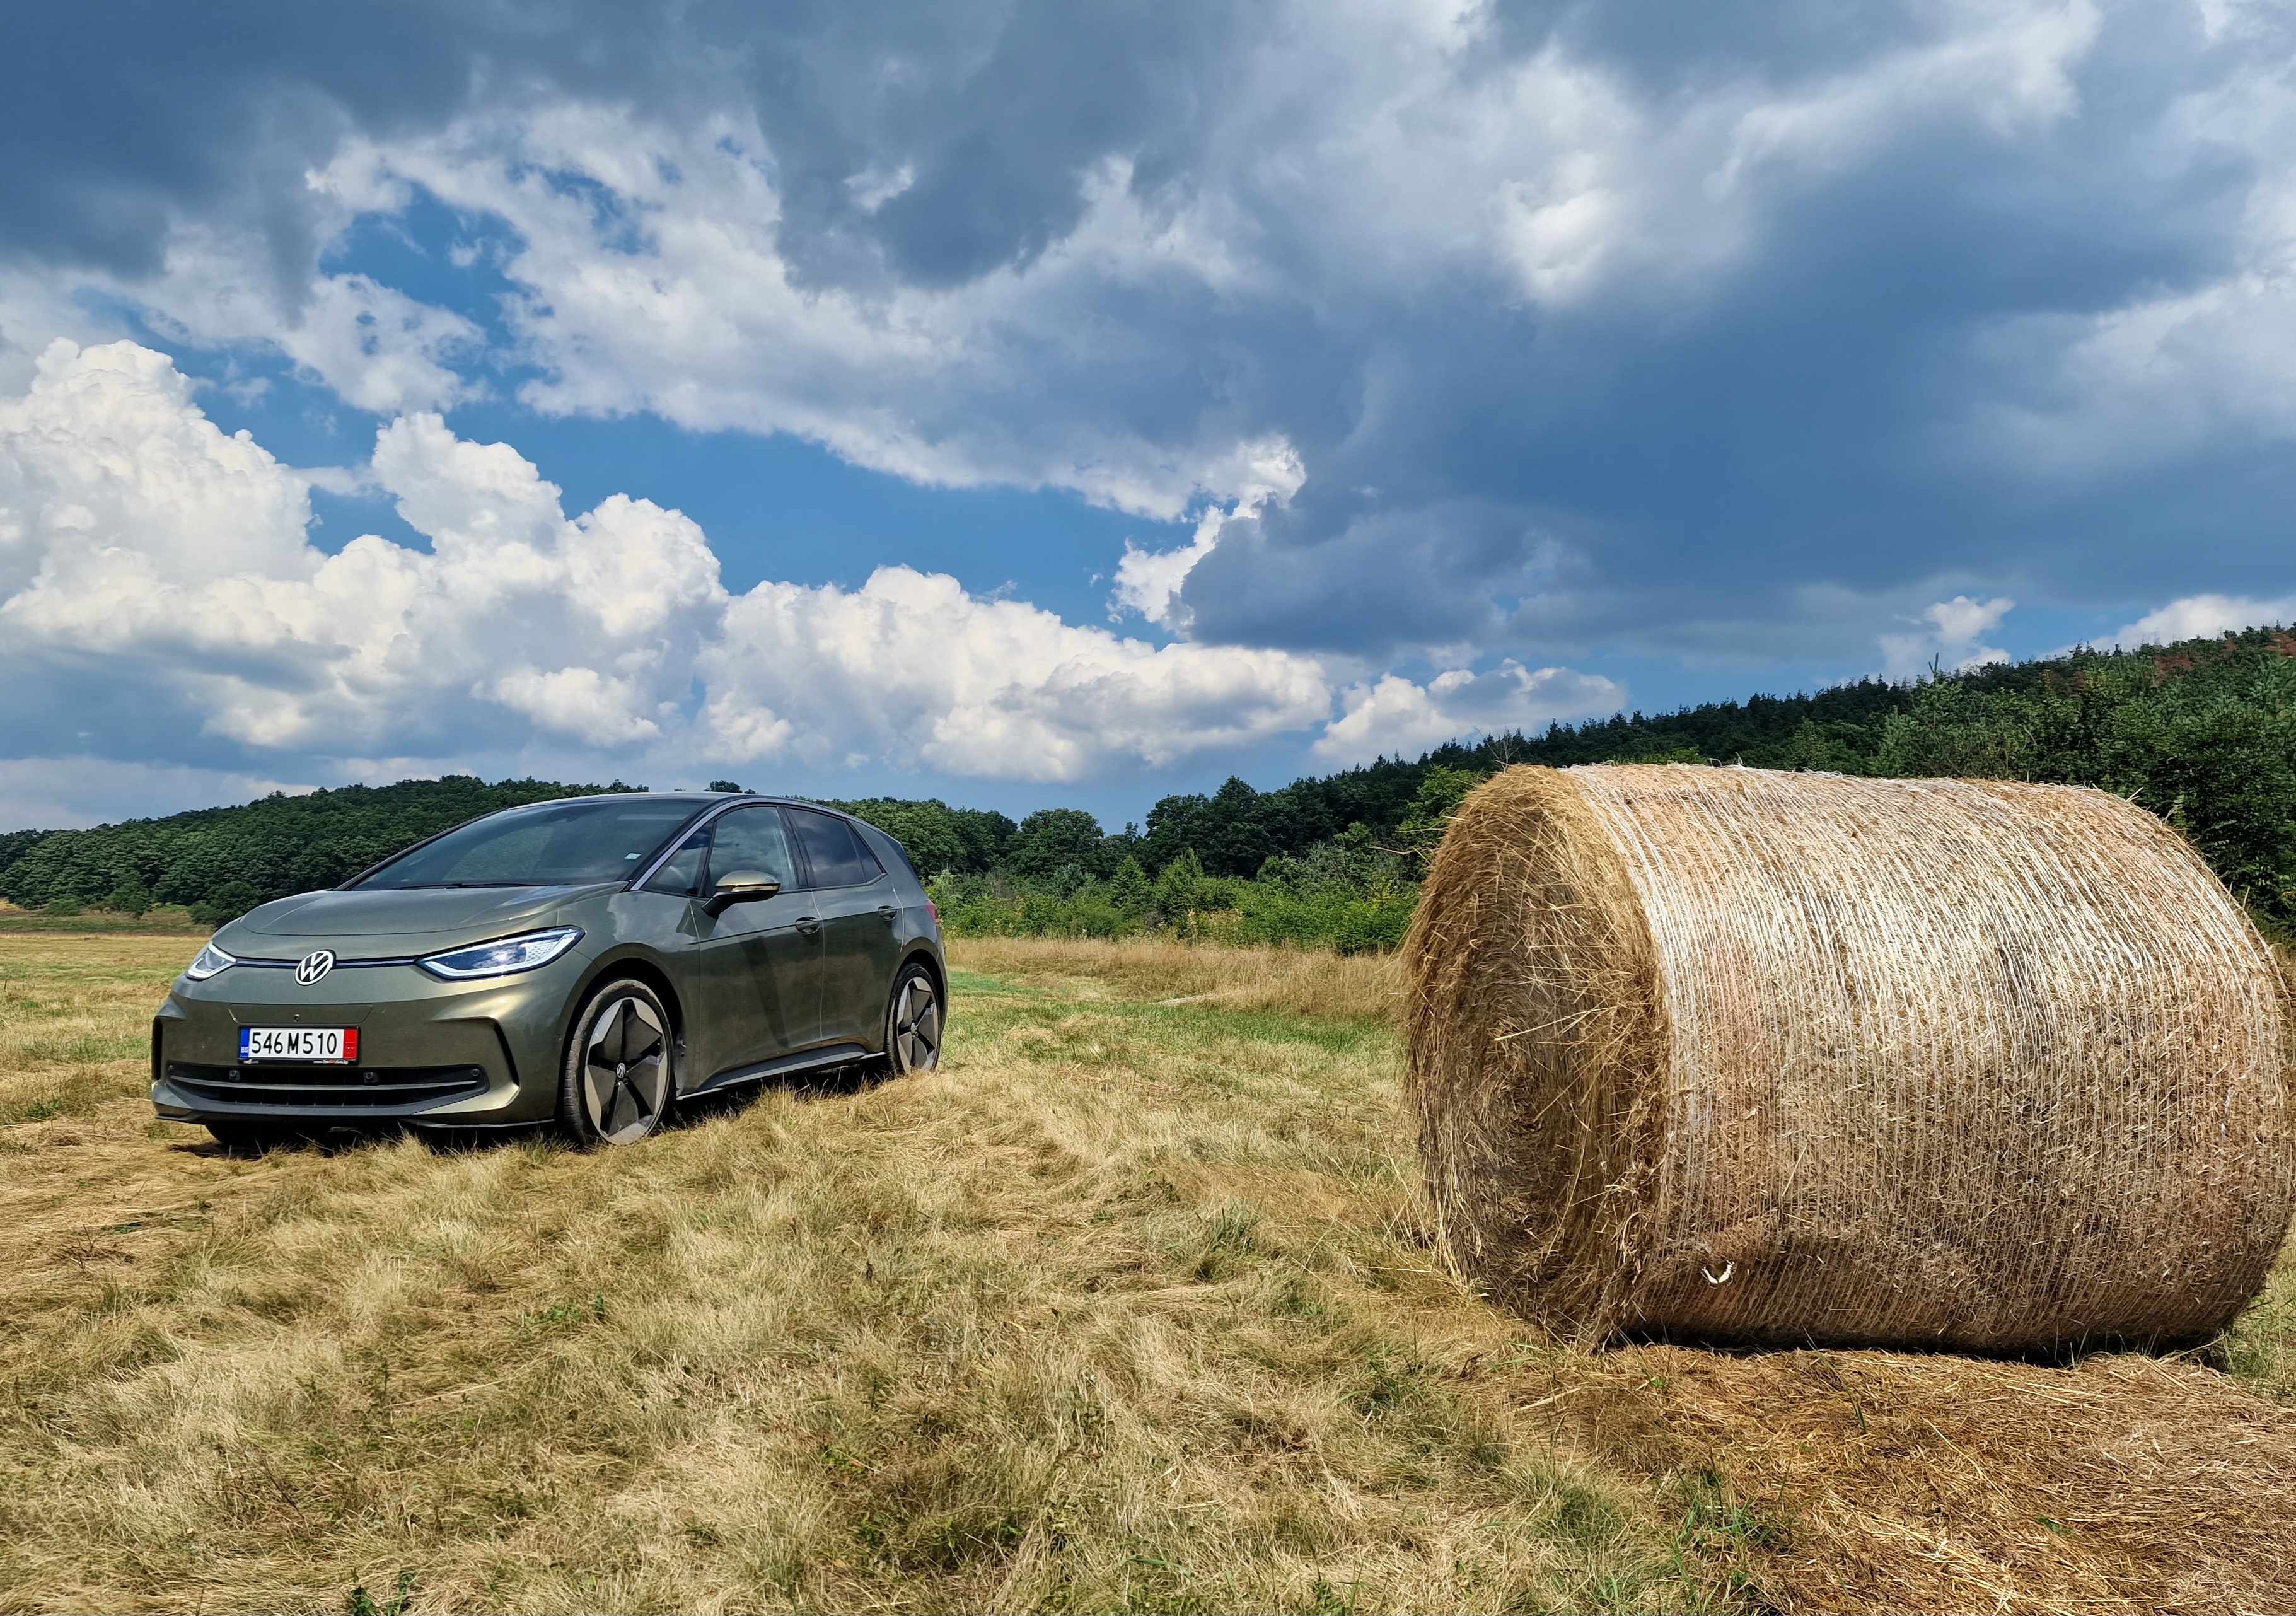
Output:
[{"xmin": 239, "ymin": 1026, "xmax": 359, "ymax": 1063}]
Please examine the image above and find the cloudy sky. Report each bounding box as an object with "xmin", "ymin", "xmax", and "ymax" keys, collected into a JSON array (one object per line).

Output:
[{"xmin": 3, "ymin": 0, "xmax": 2293, "ymax": 828}]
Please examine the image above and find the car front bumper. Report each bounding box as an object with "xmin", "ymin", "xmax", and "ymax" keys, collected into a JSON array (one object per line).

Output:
[{"xmin": 151, "ymin": 956, "xmax": 584, "ymax": 1129}]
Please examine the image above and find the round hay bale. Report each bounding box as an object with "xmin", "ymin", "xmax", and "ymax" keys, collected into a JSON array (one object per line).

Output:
[{"xmin": 1405, "ymin": 764, "xmax": 2295, "ymax": 1352}]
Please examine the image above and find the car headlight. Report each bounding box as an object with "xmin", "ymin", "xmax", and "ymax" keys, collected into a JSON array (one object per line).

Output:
[
  {"xmin": 183, "ymin": 941, "xmax": 236, "ymax": 981},
  {"xmin": 418, "ymin": 927, "xmax": 584, "ymax": 980}
]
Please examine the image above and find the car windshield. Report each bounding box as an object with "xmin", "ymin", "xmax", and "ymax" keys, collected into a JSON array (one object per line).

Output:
[{"xmin": 352, "ymin": 798, "xmax": 705, "ymax": 890}]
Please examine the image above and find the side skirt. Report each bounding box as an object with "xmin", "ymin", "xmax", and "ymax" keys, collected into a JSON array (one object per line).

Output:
[
  {"xmin": 407, "ymin": 1118, "xmax": 552, "ymax": 1136},
  {"xmin": 682, "ymin": 1042, "xmax": 873, "ymax": 1098}
]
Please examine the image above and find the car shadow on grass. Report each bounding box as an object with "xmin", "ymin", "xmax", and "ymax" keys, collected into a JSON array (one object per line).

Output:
[{"xmin": 183, "ymin": 1059, "xmax": 901, "ymax": 1158}]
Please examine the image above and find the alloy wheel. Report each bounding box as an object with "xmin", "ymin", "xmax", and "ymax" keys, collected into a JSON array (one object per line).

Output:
[
  {"xmin": 583, "ymin": 994, "xmax": 668, "ymax": 1143},
  {"xmin": 891, "ymin": 974, "xmax": 941, "ymax": 1072}
]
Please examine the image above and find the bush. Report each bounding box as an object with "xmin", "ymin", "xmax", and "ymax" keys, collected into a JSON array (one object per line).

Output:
[
  {"xmin": 929, "ymin": 834, "xmax": 1420, "ymax": 952},
  {"xmin": 1226, "ymin": 883, "xmax": 1418, "ymax": 953}
]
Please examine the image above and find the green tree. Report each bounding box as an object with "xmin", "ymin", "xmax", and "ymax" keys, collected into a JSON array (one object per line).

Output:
[
  {"xmin": 1152, "ymin": 848, "xmax": 1205, "ymax": 921},
  {"xmin": 190, "ymin": 881, "xmax": 262, "ymax": 929},
  {"xmin": 102, "ymin": 877, "xmax": 152, "ymax": 916},
  {"xmin": 0, "ymin": 828, "xmax": 50, "ymax": 886},
  {"xmin": 1188, "ymin": 777, "xmax": 1279, "ymax": 876},
  {"xmin": 1006, "ymin": 808, "xmax": 1106, "ymax": 880},
  {"xmin": 1108, "ymin": 856, "xmax": 1152, "ymax": 917},
  {"xmin": 1391, "ymin": 766, "xmax": 1492, "ymax": 869},
  {"xmin": 1606, "ymin": 746, "xmax": 1706, "ymax": 765},
  {"xmin": 830, "ymin": 798, "xmax": 1013, "ymax": 875}
]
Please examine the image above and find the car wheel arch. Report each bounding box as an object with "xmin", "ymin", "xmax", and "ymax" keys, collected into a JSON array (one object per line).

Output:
[
  {"xmin": 886, "ymin": 947, "xmax": 946, "ymax": 1048},
  {"xmin": 572, "ymin": 951, "xmax": 687, "ymax": 1066},
  {"xmin": 898, "ymin": 946, "xmax": 944, "ymax": 998}
]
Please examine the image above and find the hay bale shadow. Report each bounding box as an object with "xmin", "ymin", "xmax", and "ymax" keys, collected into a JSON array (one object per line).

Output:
[{"xmin": 1611, "ymin": 1342, "xmax": 2296, "ymax": 1614}]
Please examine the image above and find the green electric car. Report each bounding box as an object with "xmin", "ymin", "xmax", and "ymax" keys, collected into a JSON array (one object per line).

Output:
[{"xmin": 151, "ymin": 793, "xmax": 946, "ymax": 1148}]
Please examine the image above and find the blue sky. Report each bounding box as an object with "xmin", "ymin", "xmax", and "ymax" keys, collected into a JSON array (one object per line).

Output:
[{"xmin": 2, "ymin": 0, "xmax": 2293, "ymax": 830}]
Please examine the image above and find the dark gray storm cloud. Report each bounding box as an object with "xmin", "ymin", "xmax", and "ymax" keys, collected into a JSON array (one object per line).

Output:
[
  {"xmin": 700, "ymin": 0, "xmax": 1260, "ymax": 288},
  {"xmin": 3, "ymin": 3, "xmax": 555, "ymax": 276},
  {"xmin": 1, "ymin": 1, "xmax": 1248, "ymax": 284}
]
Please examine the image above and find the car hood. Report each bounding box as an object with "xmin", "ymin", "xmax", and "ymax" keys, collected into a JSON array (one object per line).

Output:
[{"xmin": 229, "ymin": 885, "xmax": 610, "ymax": 944}]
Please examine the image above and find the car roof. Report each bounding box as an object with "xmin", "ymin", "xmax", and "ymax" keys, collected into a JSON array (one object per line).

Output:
[{"xmin": 571, "ymin": 791, "xmax": 862, "ymax": 818}]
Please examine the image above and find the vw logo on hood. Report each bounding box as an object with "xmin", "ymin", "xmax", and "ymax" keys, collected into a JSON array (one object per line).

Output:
[{"xmin": 294, "ymin": 950, "xmax": 337, "ymax": 985}]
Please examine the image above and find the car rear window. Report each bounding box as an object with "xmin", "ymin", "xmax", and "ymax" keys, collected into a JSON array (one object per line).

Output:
[{"xmin": 791, "ymin": 810, "xmax": 883, "ymax": 888}]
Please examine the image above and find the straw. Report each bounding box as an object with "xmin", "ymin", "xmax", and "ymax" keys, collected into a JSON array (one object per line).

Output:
[{"xmin": 1405, "ymin": 764, "xmax": 2296, "ymax": 1351}]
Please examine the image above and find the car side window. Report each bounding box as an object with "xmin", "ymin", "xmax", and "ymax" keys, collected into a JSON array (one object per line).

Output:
[
  {"xmin": 880, "ymin": 832, "xmax": 921, "ymax": 883},
  {"xmin": 642, "ymin": 827, "xmax": 710, "ymax": 897},
  {"xmin": 790, "ymin": 810, "xmax": 883, "ymax": 888},
  {"xmin": 837, "ymin": 820, "xmax": 888, "ymax": 883},
  {"xmin": 704, "ymin": 806, "xmax": 798, "ymax": 891}
]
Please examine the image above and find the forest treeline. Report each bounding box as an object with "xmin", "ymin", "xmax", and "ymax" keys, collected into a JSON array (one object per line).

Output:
[{"xmin": 4, "ymin": 625, "xmax": 2292, "ymax": 945}]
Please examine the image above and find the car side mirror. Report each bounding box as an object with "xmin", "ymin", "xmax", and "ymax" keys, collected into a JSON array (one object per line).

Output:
[{"xmin": 703, "ymin": 871, "xmax": 781, "ymax": 917}]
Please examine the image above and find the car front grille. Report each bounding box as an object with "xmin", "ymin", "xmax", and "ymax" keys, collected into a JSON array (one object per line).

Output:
[{"xmin": 164, "ymin": 1061, "xmax": 487, "ymax": 1110}]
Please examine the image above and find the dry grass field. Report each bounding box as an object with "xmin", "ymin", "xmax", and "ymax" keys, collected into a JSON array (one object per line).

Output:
[{"xmin": 0, "ymin": 931, "xmax": 2290, "ymax": 1615}]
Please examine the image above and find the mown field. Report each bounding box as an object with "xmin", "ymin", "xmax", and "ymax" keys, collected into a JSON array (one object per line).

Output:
[{"xmin": 0, "ymin": 932, "xmax": 2292, "ymax": 1615}]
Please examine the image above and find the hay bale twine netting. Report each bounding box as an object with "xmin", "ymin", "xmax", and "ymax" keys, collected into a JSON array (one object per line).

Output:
[{"xmin": 1405, "ymin": 764, "xmax": 2296, "ymax": 1352}]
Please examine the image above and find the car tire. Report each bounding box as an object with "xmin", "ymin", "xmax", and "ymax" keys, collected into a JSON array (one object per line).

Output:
[
  {"xmin": 883, "ymin": 961, "xmax": 943, "ymax": 1076},
  {"xmin": 559, "ymin": 978, "xmax": 676, "ymax": 1147}
]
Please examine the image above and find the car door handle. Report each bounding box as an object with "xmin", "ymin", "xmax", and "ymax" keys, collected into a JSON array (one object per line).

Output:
[
  {"xmin": 876, "ymin": 905, "xmax": 897, "ymax": 922},
  {"xmin": 794, "ymin": 917, "xmax": 820, "ymax": 935}
]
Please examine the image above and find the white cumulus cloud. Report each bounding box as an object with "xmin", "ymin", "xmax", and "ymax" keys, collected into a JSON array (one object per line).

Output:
[
  {"xmin": 1878, "ymin": 595, "xmax": 2014, "ymax": 681},
  {"xmin": 2100, "ymin": 592, "xmax": 2296, "ymax": 649},
  {"xmin": 704, "ymin": 567, "xmax": 1333, "ymax": 783},
  {"xmin": 1313, "ymin": 660, "xmax": 1624, "ymax": 765},
  {"xmin": 0, "ymin": 349, "xmax": 724, "ymax": 756},
  {"xmin": 7, "ymin": 339, "xmax": 1590, "ymax": 785},
  {"xmin": 0, "ymin": 340, "xmax": 1620, "ymax": 786}
]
